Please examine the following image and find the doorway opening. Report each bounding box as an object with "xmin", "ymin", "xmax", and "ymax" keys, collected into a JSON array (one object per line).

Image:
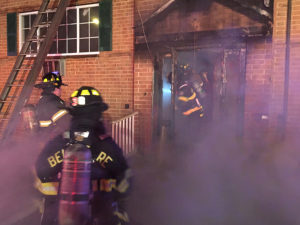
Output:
[{"xmin": 156, "ymin": 47, "xmax": 246, "ymax": 143}]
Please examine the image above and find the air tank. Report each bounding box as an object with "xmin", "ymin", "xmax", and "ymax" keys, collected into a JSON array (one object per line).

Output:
[{"xmin": 58, "ymin": 143, "xmax": 91, "ymax": 225}]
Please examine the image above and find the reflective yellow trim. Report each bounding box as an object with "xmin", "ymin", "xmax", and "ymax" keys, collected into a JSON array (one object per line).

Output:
[
  {"xmin": 34, "ymin": 178, "xmax": 59, "ymax": 195},
  {"xmin": 113, "ymin": 211, "xmax": 129, "ymax": 223},
  {"xmin": 51, "ymin": 109, "xmax": 68, "ymax": 122},
  {"xmin": 91, "ymin": 89, "xmax": 100, "ymax": 96},
  {"xmin": 92, "ymin": 179, "xmax": 116, "ymax": 192},
  {"xmin": 100, "ymin": 179, "xmax": 116, "ymax": 192},
  {"xmin": 71, "ymin": 90, "xmax": 78, "ymax": 97},
  {"xmin": 43, "ymin": 78, "xmax": 48, "ymax": 82},
  {"xmin": 39, "ymin": 120, "xmax": 52, "ymax": 127},
  {"xmin": 178, "ymin": 92, "xmax": 196, "ymax": 102},
  {"xmin": 81, "ymin": 90, "xmax": 90, "ymax": 95},
  {"xmin": 114, "ymin": 169, "xmax": 132, "ymax": 193},
  {"xmin": 183, "ymin": 106, "xmax": 203, "ymax": 116}
]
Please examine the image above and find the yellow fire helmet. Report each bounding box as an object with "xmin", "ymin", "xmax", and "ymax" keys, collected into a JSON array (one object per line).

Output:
[
  {"xmin": 70, "ymin": 86, "xmax": 108, "ymax": 111},
  {"xmin": 34, "ymin": 71, "xmax": 67, "ymax": 90}
]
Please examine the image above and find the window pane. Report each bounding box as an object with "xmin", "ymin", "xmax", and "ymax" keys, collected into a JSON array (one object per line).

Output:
[
  {"xmin": 90, "ymin": 7, "xmax": 99, "ymax": 22},
  {"xmin": 40, "ymin": 27, "xmax": 47, "ymax": 37},
  {"xmin": 58, "ymin": 40, "xmax": 66, "ymax": 53},
  {"xmin": 80, "ymin": 38, "xmax": 89, "ymax": 52},
  {"xmin": 67, "ymin": 9, "xmax": 76, "ymax": 24},
  {"xmin": 68, "ymin": 39, "xmax": 77, "ymax": 53},
  {"xmin": 49, "ymin": 41, "xmax": 57, "ymax": 54},
  {"xmin": 80, "ymin": 8, "xmax": 89, "ymax": 23},
  {"xmin": 41, "ymin": 14, "xmax": 47, "ymax": 23},
  {"xmin": 23, "ymin": 16, "xmax": 29, "ymax": 28},
  {"xmin": 80, "ymin": 24, "xmax": 89, "ymax": 38},
  {"xmin": 31, "ymin": 15, "xmax": 36, "ymax": 26},
  {"xmin": 30, "ymin": 42, "xmax": 37, "ymax": 53},
  {"xmin": 24, "ymin": 29, "xmax": 29, "ymax": 40},
  {"xmin": 58, "ymin": 25, "xmax": 66, "ymax": 39},
  {"xmin": 48, "ymin": 12, "xmax": 54, "ymax": 22},
  {"xmin": 90, "ymin": 38, "xmax": 98, "ymax": 52},
  {"xmin": 90, "ymin": 23, "xmax": 99, "ymax": 37},
  {"xmin": 68, "ymin": 25, "xmax": 76, "ymax": 38}
]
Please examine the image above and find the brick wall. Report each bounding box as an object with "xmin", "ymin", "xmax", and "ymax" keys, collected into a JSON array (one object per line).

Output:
[
  {"xmin": 244, "ymin": 38, "xmax": 273, "ymax": 140},
  {"xmin": 269, "ymin": 0, "xmax": 300, "ymax": 140},
  {"xmin": 134, "ymin": 50, "xmax": 153, "ymax": 151},
  {"xmin": 0, "ymin": 0, "xmax": 138, "ymax": 141}
]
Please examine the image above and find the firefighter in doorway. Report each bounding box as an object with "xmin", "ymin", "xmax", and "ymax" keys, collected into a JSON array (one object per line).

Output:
[
  {"xmin": 35, "ymin": 86, "xmax": 132, "ymax": 225},
  {"xmin": 33, "ymin": 71, "xmax": 71, "ymax": 225},
  {"xmin": 176, "ymin": 64, "xmax": 205, "ymax": 144}
]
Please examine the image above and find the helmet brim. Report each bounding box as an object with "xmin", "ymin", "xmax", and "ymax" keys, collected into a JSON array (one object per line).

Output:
[{"xmin": 34, "ymin": 83, "xmax": 53, "ymax": 89}]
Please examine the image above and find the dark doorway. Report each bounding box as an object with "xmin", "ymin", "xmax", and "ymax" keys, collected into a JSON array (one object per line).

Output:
[{"xmin": 155, "ymin": 47, "xmax": 246, "ymax": 144}]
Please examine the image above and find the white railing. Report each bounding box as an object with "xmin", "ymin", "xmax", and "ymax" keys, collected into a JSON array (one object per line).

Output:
[{"xmin": 111, "ymin": 112, "xmax": 138, "ymax": 156}]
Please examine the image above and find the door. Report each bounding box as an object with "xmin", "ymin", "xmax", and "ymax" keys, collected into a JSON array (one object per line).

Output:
[
  {"xmin": 153, "ymin": 47, "xmax": 246, "ymax": 144},
  {"xmin": 213, "ymin": 48, "xmax": 246, "ymax": 137}
]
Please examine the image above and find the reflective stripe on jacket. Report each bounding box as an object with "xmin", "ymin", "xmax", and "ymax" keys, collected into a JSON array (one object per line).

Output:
[{"xmin": 177, "ymin": 82, "xmax": 204, "ymax": 117}]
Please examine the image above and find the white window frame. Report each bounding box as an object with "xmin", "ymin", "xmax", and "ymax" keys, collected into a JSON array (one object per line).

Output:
[{"xmin": 18, "ymin": 3, "xmax": 100, "ymax": 57}]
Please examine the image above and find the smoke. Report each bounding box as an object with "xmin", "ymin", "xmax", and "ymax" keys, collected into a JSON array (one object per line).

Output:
[
  {"xmin": 128, "ymin": 125, "xmax": 300, "ymax": 225},
  {"xmin": 0, "ymin": 136, "xmax": 41, "ymax": 225}
]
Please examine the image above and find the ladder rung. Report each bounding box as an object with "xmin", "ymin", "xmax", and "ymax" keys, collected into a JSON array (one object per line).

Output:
[
  {"xmin": 19, "ymin": 52, "xmax": 36, "ymax": 56},
  {"xmin": 15, "ymin": 68, "xmax": 31, "ymax": 71},
  {"xmin": 6, "ymin": 96, "xmax": 17, "ymax": 99},
  {"xmin": 0, "ymin": 100, "xmax": 16, "ymax": 103},
  {"xmin": 7, "ymin": 84, "xmax": 23, "ymax": 87},
  {"xmin": 13, "ymin": 80, "xmax": 25, "ymax": 82},
  {"xmin": 34, "ymin": 22, "xmax": 52, "ymax": 28},
  {"xmin": 29, "ymin": 38, "xmax": 44, "ymax": 42}
]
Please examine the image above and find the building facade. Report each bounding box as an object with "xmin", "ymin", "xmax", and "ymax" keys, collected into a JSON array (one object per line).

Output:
[{"xmin": 0, "ymin": 0, "xmax": 299, "ymax": 151}]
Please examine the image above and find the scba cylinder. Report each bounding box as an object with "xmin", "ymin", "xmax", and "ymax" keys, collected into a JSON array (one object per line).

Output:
[
  {"xmin": 21, "ymin": 104, "xmax": 38, "ymax": 132},
  {"xmin": 58, "ymin": 143, "xmax": 92, "ymax": 225}
]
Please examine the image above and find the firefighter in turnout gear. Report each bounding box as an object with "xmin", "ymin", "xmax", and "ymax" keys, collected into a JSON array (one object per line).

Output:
[
  {"xmin": 35, "ymin": 86, "xmax": 132, "ymax": 225},
  {"xmin": 34, "ymin": 71, "xmax": 70, "ymax": 139},
  {"xmin": 176, "ymin": 64, "xmax": 205, "ymax": 144},
  {"xmin": 176, "ymin": 64, "xmax": 204, "ymax": 119},
  {"xmin": 33, "ymin": 72, "xmax": 71, "ymax": 225}
]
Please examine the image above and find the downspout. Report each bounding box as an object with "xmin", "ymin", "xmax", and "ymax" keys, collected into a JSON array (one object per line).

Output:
[
  {"xmin": 282, "ymin": 0, "xmax": 292, "ymax": 139},
  {"xmin": 132, "ymin": 0, "xmax": 136, "ymax": 111}
]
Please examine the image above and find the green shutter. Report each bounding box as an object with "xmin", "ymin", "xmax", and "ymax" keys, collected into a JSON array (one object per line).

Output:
[
  {"xmin": 99, "ymin": 0, "xmax": 112, "ymax": 51},
  {"xmin": 7, "ymin": 13, "xmax": 17, "ymax": 56}
]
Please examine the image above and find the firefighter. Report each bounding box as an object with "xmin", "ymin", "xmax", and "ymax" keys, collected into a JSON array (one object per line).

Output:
[
  {"xmin": 176, "ymin": 64, "xmax": 204, "ymax": 144},
  {"xmin": 33, "ymin": 71, "xmax": 71, "ymax": 225},
  {"xmin": 35, "ymin": 86, "xmax": 131, "ymax": 225},
  {"xmin": 176, "ymin": 64, "xmax": 204, "ymax": 119},
  {"xmin": 34, "ymin": 71, "xmax": 70, "ymax": 139}
]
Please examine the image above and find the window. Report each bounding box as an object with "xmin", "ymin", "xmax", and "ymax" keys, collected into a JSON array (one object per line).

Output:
[
  {"xmin": 19, "ymin": 3, "xmax": 99, "ymax": 56},
  {"xmin": 43, "ymin": 59, "xmax": 65, "ymax": 75}
]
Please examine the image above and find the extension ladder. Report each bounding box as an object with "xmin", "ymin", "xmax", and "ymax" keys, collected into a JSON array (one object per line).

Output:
[{"xmin": 0, "ymin": 0, "xmax": 71, "ymax": 143}]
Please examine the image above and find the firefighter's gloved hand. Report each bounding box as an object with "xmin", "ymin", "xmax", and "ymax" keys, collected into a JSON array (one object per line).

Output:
[{"xmin": 112, "ymin": 201, "xmax": 130, "ymax": 225}]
